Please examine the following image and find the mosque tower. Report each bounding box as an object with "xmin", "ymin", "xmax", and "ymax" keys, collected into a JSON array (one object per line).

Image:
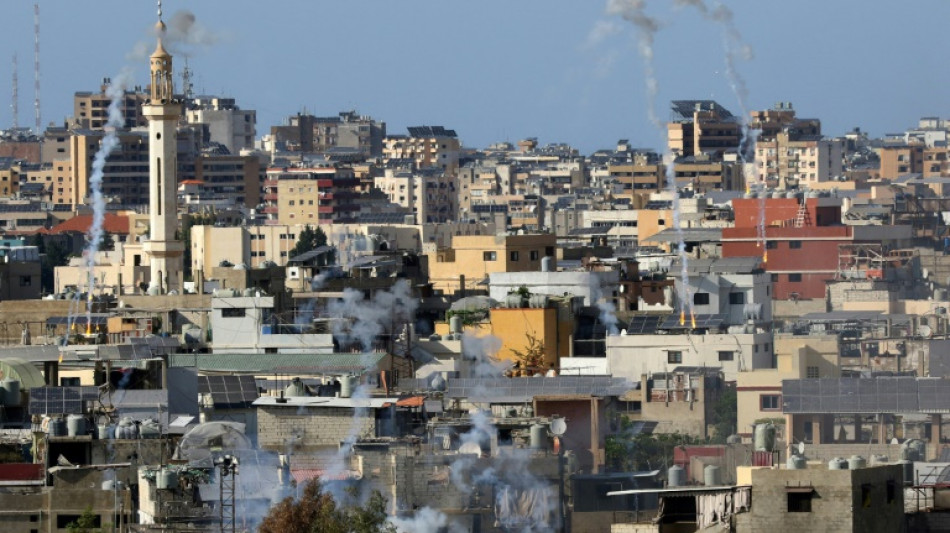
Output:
[{"xmin": 141, "ymin": 2, "xmax": 183, "ymax": 294}]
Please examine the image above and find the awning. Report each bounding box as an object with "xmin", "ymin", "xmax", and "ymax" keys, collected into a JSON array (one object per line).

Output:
[{"xmin": 396, "ymin": 396, "xmax": 425, "ymax": 408}]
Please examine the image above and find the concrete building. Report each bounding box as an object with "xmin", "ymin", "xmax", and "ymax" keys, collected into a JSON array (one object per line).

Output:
[
  {"xmin": 141, "ymin": 21, "xmax": 185, "ymax": 295},
  {"xmin": 374, "ymin": 166, "xmax": 457, "ymax": 223},
  {"xmin": 748, "ymin": 101, "xmax": 821, "ymax": 141},
  {"xmin": 673, "ymin": 256, "xmax": 773, "ymax": 327},
  {"xmin": 489, "ymin": 269, "xmax": 618, "ymax": 307},
  {"xmin": 734, "ymin": 464, "xmax": 905, "ymax": 533},
  {"xmin": 269, "ymin": 110, "xmax": 385, "ymax": 157},
  {"xmin": 73, "ymin": 80, "xmax": 150, "ymax": 129},
  {"xmin": 756, "ymin": 131, "xmax": 845, "ymax": 189},
  {"xmin": 185, "ymin": 95, "xmax": 256, "ymax": 154},
  {"xmin": 424, "ymin": 233, "xmax": 557, "ymax": 295},
  {"xmin": 264, "ymin": 164, "xmax": 360, "ymax": 225},
  {"xmin": 605, "ymin": 328, "xmax": 772, "ymax": 382},
  {"xmin": 624, "ymin": 367, "xmax": 727, "ymax": 439},
  {"xmin": 667, "ymin": 100, "xmax": 740, "ymax": 158},
  {"xmin": 383, "ymin": 126, "xmax": 460, "ymax": 175},
  {"xmin": 209, "ymin": 294, "xmax": 333, "ymax": 354}
]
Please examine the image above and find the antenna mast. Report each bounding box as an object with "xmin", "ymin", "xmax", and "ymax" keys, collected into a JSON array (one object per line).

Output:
[
  {"xmin": 33, "ymin": 3, "xmax": 40, "ymax": 133},
  {"xmin": 11, "ymin": 54, "xmax": 18, "ymax": 130}
]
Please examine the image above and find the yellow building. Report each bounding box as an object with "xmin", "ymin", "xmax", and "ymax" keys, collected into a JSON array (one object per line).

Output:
[
  {"xmin": 383, "ymin": 126, "xmax": 460, "ymax": 175},
  {"xmin": 424, "ymin": 233, "xmax": 556, "ymax": 295},
  {"xmin": 736, "ymin": 333, "xmax": 840, "ymax": 441}
]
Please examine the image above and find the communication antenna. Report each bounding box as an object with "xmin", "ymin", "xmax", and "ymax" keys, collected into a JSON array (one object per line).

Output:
[
  {"xmin": 33, "ymin": 3, "xmax": 40, "ymax": 133},
  {"xmin": 11, "ymin": 53, "xmax": 18, "ymax": 129}
]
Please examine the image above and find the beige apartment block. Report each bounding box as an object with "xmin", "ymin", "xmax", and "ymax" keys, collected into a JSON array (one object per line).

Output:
[{"xmin": 424, "ymin": 233, "xmax": 556, "ymax": 295}]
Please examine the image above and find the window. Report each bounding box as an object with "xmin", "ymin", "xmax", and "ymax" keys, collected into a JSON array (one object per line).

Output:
[
  {"xmin": 221, "ymin": 308, "xmax": 246, "ymax": 318},
  {"xmin": 510, "ymin": 251, "xmax": 520, "ymax": 261},
  {"xmin": 483, "ymin": 251, "xmax": 497, "ymax": 261},
  {"xmin": 58, "ymin": 515, "xmax": 101, "ymax": 528},
  {"xmin": 761, "ymin": 394, "xmax": 781, "ymax": 411},
  {"xmin": 766, "ymin": 241, "xmax": 777, "ymax": 249},
  {"xmin": 530, "ymin": 250, "xmax": 539, "ymax": 261},
  {"xmin": 806, "ymin": 366, "xmax": 819, "ymax": 378},
  {"xmin": 886, "ymin": 480, "xmax": 896, "ymax": 504},
  {"xmin": 729, "ymin": 292, "xmax": 745, "ymax": 305},
  {"xmin": 667, "ymin": 351, "xmax": 683, "ymax": 364},
  {"xmin": 789, "ymin": 240, "xmax": 802, "ymax": 249},
  {"xmin": 787, "ymin": 490, "xmax": 813, "ymax": 512},
  {"xmin": 693, "ymin": 293, "xmax": 710, "ymax": 305},
  {"xmin": 771, "ymin": 274, "xmax": 779, "ymax": 282},
  {"xmin": 19, "ymin": 276, "xmax": 30, "ymax": 287},
  {"xmin": 861, "ymin": 484, "xmax": 872, "ymax": 508},
  {"xmin": 545, "ymin": 246, "xmax": 555, "ymax": 256},
  {"xmin": 789, "ymin": 273, "xmax": 802, "ymax": 282},
  {"xmin": 718, "ymin": 351, "xmax": 734, "ymax": 361}
]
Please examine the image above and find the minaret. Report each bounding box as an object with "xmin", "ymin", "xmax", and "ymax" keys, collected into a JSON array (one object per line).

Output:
[{"xmin": 141, "ymin": 2, "xmax": 183, "ymax": 294}]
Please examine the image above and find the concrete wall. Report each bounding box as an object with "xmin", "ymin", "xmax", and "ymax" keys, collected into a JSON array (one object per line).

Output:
[
  {"xmin": 741, "ymin": 465, "xmax": 904, "ymax": 533},
  {"xmin": 257, "ymin": 405, "xmax": 376, "ymax": 451},
  {"xmin": 607, "ymin": 332, "xmax": 773, "ymax": 381}
]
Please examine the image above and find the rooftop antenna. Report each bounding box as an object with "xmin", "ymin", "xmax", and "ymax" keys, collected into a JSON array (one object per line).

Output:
[
  {"xmin": 11, "ymin": 53, "xmax": 18, "ymax": 129},
  {"xmin": 33, "ymin": 3, "xmax": 40, "ymax": 133},
  {"xmin": 181, "ymin": 57, "xmax": 194, "ymax": 102}
]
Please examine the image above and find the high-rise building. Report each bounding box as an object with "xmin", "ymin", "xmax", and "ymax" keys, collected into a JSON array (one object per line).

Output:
[
  {"xmin": 666, "ymin": 100, "xmax": 740, "ymax": 158},
  {"xmin": 141, "ymin": 17, "xmax": 183, "ymax": 294},
  {"xmin": 185, "ymin": 96, "xmax": 256, "ymax": 155}
]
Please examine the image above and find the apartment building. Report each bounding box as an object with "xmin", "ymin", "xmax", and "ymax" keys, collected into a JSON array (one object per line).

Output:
[
  {"xmin": 72, "ymin": 80, "xmax": 151, "ymax": 129},
  {"xmin": 264, "ymin": 164, "xmax": 359, "ymax": 225},
  {"xmin": 374, "ymin": 166, "xmax": 457, "ymax": 223},
  {"xmin": 383, "ymin": 126, "xmax": 460, "ymax": 175},
  {"xmin": 270, "ymin": 111, "xmax": 385, "ymax": 157},
  {"xmin": 756, "ymin": 131, "xmax": 845, "ymax": 189},
  {"xmin": 424, "ymin": 233, "xmax": 556, "ymax": 295},
  {"xmin": 667, "ymin": 100, "xmax": 741, "ymax": 157},
  {"xmin": 185, "ymin": 95, "xmax": 257, "ymax": 154}
]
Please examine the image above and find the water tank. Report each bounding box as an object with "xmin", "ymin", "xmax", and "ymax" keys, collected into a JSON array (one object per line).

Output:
[
  {"xmin": 48, "ymin": 418, "xmax": 66, "ymax": 437},
  {"xmin": 1, "ymin": 379, "xmax": 19, "ymax": 406},
  {"xmin": 66, "ymin": 415, "xmax": 86, "ymax": 437},
  {"xmin": 529, "ymin": 423, "xmax": 547, "ymax": 449},
  {"xmin": 828, "ymin": 457, "xmax": 848, "ymax": 470},
  {"xmin": 429, "ymin": 374, "xmax": 446, "ymax": 392},
  {"xmin": 848, "ymin": 455, "xmax": 867, "ymax": 470},
  {"xmin": 340, "ymin": 375, "xmax": 356, "ymax": 398},
  {"xmin": 157, "ymin": 469, "xmax": 179, "ymax": 490},
  {"xmin": 668, "ymin": 465, "xmax": 686, "ymax": 487},
  {"xmin": 753, "ymin": 423, "xmax": 776, "ymax": 452},
  {"xmin": 140, "ymin": 419, "xmax": 161, "ymax": 439},
  {"xmin": 703, "ymin": 465, "xmax": 722, "ymax": 487},
  {"xmin": 541, "ymin": 256, "xmax": 553, "ymax": 272},
  {"xmin": 870, "ymin": 454, "xmax": 889, "ymax": 465},
  {"xmin": 726, "ymin": 434, "xmax": 741, "ymax": 444},
  {"xmin": 528, "ymin": 294, "xmax": 549, "ymax": 309},
  {"xmin": 285, "ymin": 378, "xmax": 308, "ymax": 397},
  {"xmin": 97, "ymin": 424, "xmax": 114, "ymax": 440},
  {"xmin": 786, "ymin": 456, "xmax": 806, "ymax": 470},
  {"xmin": 449, "ymin": 315, "xmax": 463, "ymax": 334},
  {"xmin": 522, "ymin": 405, "xmax": 534, "ymax": 418},
  {"xmin": 102, "ymin": 480, "xmax": 115, "ymax": 491}
]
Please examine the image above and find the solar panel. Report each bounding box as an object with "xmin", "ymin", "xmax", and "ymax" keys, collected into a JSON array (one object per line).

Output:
[
  {"xmin": 197, "ymin": 375, "xmax": 259, "ymax": 407},
  {"xmin": 626, "ymin": 316, "xmax": 663, "ymax": 335},
  {"xmin": 28, "ymin": 386, "xmax": 98, "ymax": 415},
  {"xmin": 659, "ymin": 314, "xmax": 726, "ymax": 331}
]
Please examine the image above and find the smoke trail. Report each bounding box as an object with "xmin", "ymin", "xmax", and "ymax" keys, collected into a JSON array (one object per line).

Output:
[
  {"xmin": 605, "ymin": 0, "xmax": 661, "ymax": 127},
  {"xmin": 606, "ymin": 1, "xmax": 695, "ymax": 325},
  {"xmin": 64, "ymin": 72, "xmax": 130, "ymax": 341},
  {"xmin": 388, "ymin": 507, "xmax": 463, "ymax": 533},
  {"xmin": 589, "ymin": 279, "xmax": 619, "ymax": 336},
  {"xmin": 664, "ymin": 155, "xmax": 695, "ymax": 326},
  {"xmin": 675, "ymin": 0, "xmax": 767, "ymax": 260}
]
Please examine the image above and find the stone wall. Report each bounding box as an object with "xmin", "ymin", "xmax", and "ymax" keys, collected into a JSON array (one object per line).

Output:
[{"xmin": 257, "ymin": 406, "xmax": 375, "ymax": 451}]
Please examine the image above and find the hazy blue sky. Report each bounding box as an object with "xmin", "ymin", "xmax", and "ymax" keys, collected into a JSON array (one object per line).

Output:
[{"xmin": 1, "ymin": 1, "xmax": 948, "ymax": 154}]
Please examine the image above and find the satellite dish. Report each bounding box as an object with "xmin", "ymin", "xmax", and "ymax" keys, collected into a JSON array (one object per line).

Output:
[
  {"xmin": 458, "ymin": 442, "xmax": 481, "ymax": 456},
  {"xmin": 891, "ymin": 438, "xmax": 900, "ymax": 445},
  {"xmin": 550, "ymin": 417, "xmax": 567, "ymax": 436},
  {"xmin": 919, "ymin": 324, "xmax": 933, "ymax": 338},
  {"xmin": 797, "ymin": 442, "xmax": 805, "ymax": 456}
]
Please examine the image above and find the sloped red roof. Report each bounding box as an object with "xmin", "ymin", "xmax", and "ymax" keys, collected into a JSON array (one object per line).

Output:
[{"xmin": 48, "ymin": 214, "xmax": 131, "ymax": 235}]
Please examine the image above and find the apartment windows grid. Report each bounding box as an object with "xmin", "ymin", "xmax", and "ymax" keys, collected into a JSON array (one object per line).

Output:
[{"xmin": 667, "ymin": 350, "xmax": 683, "ymax": 364}]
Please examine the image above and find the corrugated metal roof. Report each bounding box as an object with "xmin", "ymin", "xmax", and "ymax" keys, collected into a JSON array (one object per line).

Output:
[
  {"xmin": 443, "ymin": 376, "xmax": 635, "ymax": 403},
  {"xmin": 169, "ymin": 352, "xmax": 388, "ymax": 374}
]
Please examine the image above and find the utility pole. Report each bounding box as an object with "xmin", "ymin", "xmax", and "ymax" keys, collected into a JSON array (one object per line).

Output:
[
  {"xmin": 33, "ymin": 4, "xmax": 41, "ymax": 133},
  {"xmin": 11, "ymin": 53, "xmax": 18, "ymax": 129}
]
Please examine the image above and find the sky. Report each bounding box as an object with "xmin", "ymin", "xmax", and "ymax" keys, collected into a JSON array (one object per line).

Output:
[{"xmin": 0, "ymin": 1, "xmax": 948, "ymax": 154}]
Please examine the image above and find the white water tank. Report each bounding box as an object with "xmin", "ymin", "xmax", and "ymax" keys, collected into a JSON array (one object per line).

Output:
[
  {"xmin": 848, "ymin": 455, "xmax": 867, "ymax": 470},
  {"xmin": 668, "ymin": 465, "xmax": 686, "ymax": 486},
  {"xmin": 787, "ymin": 456, "xmax": 806, "ymax": 470},
  {"xmin": 703, "ymin": 465, "xmax": 721, "ymax": 486},
  {"xmin": 340, "ymin": 375, "xmax": 357, "ymax": 398},
  {"xmin": 828, "ymin": 457, "xmax": 848, "ymax": 470},
  {"xmin": 541, "ymin": 256, "xmax": 553, "ymax": 272},
  {"xmin": 66, "ymin": 415, "xmax": 86, "ymax": 437}
]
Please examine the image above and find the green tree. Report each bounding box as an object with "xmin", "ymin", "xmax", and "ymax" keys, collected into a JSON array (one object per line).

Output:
[
  {"xmin": 31, "ymin": 235, "xmax": 71, "ymax": 295},
  {"xmin": 65, "ymin": 506, "xmax": 105, "ymax": 533},
  {"xmin": 605, "ymin": 418, "xmax": 700, "ymax": 472},
  {"xmin": 709, "ymin": 385, "xmax": 737, "ymax": 443},
  {"xmin": 510, "ymin": 331, "xmax": 546, "ymax": 375},
  {"xmin": 258, "ymin": 478, "xmax": 395, "ymax": 533},
  {"xmin": 289, "ymin": 225, "xmax": 329, "ymax": 260}
]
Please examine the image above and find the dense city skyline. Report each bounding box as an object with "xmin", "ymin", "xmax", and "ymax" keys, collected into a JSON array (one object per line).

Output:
[{"xmin": 0, "ymin": 1, "xmax": 948, "ymax": 152}]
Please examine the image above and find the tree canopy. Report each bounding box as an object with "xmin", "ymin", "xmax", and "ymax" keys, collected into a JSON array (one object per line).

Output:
[
  {"xmin": 289, "ymin": 225, "xmax": 329, "ymax": 260},
  {"xmin": 258, "ymin": 478, "xmax": 395, "ymax": 533}
]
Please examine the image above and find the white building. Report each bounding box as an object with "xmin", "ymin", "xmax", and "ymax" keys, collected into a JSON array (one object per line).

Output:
[
  {"xmin": 674, "ymin": 256, "xmax": 772, "ymax": 327},
  {"xmin": 210, "ymin": 295, "xmax": 333, "ymax": 354}
]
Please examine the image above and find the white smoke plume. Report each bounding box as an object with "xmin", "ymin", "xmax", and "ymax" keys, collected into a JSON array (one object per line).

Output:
[
  {"xmin": 460, "ymin": 331, "xmax": 507, "ymax": 381},
  {"xmin": 127, "ymin": 9, "xmax": 223, "ymax": 62},
  {"xmin": 589, "ymin": 277, "xmax": 619, "ymax": 336},
  {"xmin": 327, "ymin": 279, "xmax": 418, "ymax": 352},
  {"xmin": 605, "ymin": 0, "xmax": 662, "ymax": 127},
  {"xmin": 388, "ymin": 507, "xmax": 464, "ymax": 533},
  {"xmin": 80, "ymin": 71, "xmax": 131, "ymax": 326}
]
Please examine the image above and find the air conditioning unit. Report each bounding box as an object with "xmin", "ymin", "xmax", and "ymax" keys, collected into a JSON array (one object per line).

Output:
[{"xmin": 288, "ymin": 267, "xmax": 300, "ymax": 280}]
